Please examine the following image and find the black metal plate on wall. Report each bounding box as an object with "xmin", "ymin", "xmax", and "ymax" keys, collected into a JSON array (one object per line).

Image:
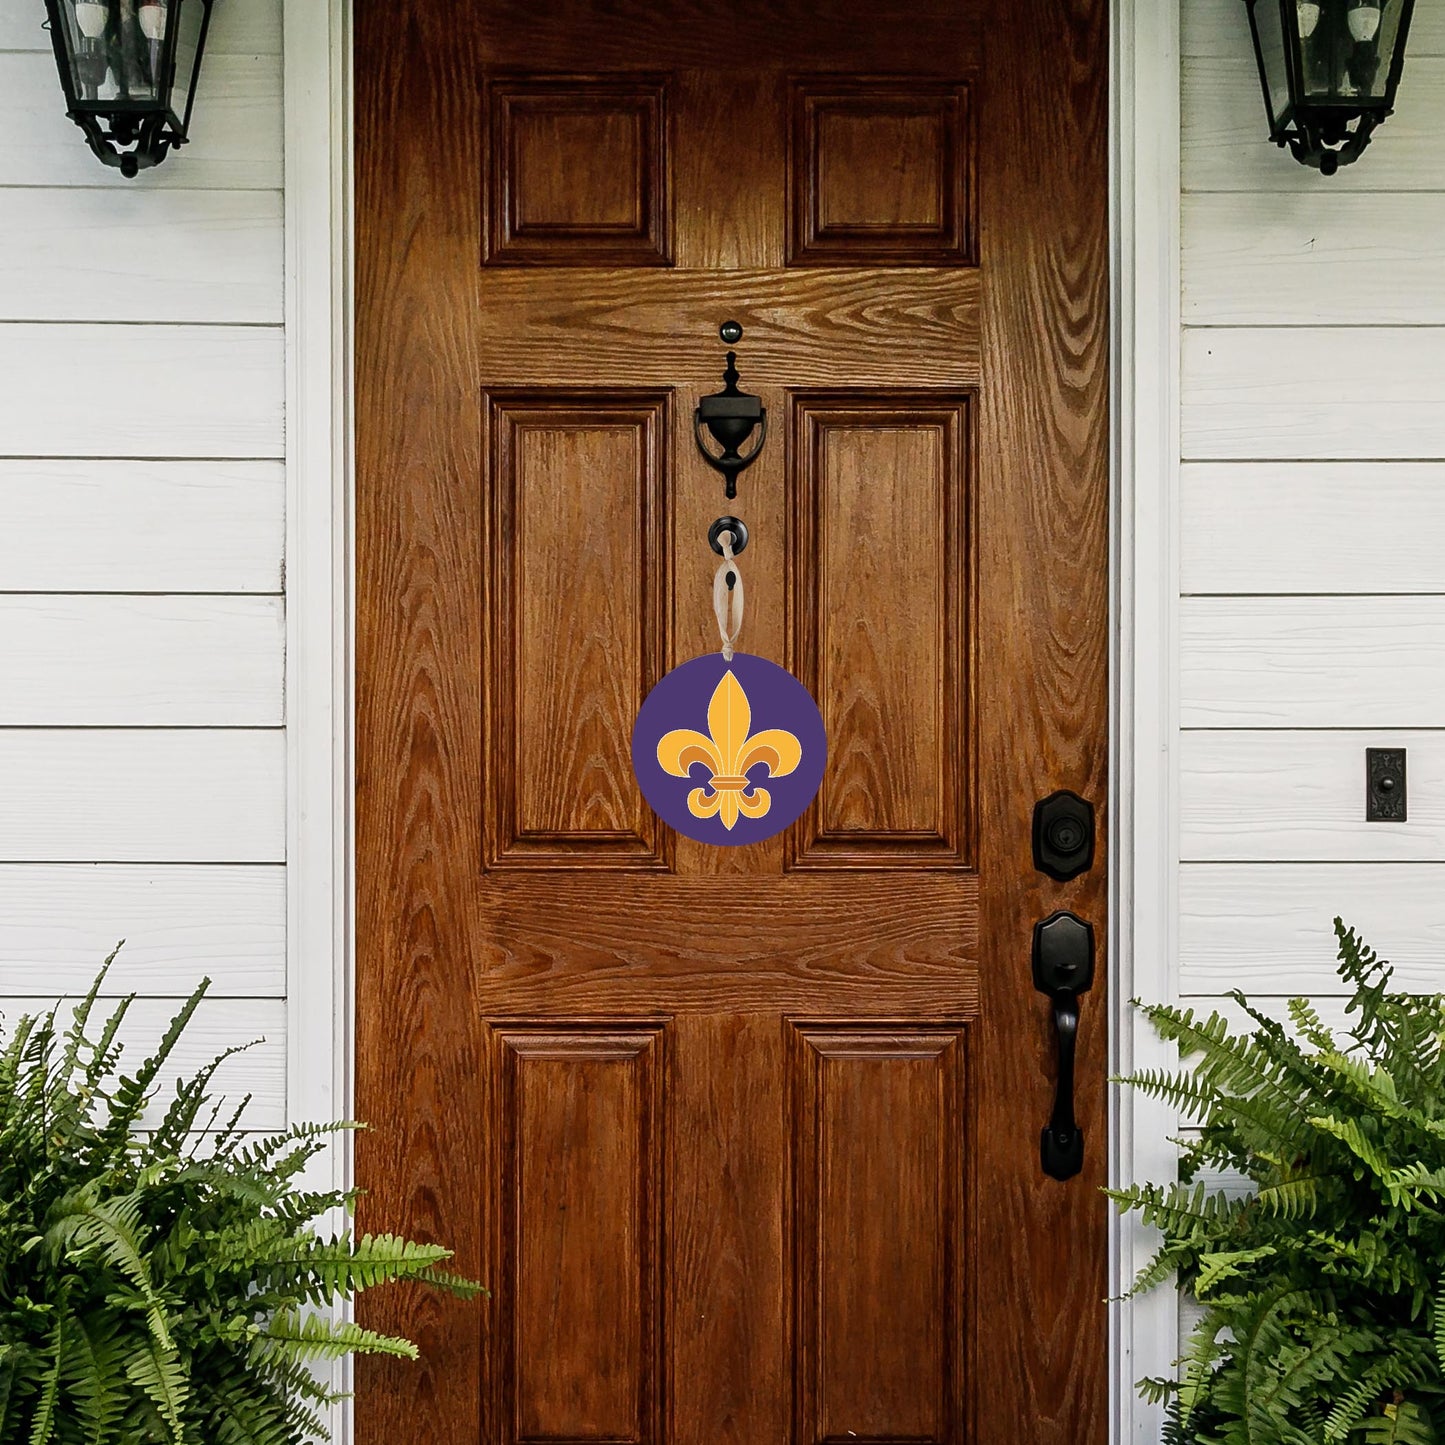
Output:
[{"xmin": 1367, "ymin": 748, "xmax": 1407, "ymax": 822}]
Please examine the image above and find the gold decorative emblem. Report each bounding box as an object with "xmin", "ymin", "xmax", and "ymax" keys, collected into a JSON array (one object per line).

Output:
[{"xmin": 655, "ymin": 670, "xmax": 802, "ymax": 830}]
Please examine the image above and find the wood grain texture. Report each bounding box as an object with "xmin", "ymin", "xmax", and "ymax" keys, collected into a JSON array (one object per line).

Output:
[
  {"xmin": 1180, "ymin": 730, "xmax": 1445, "ymax": 862},
  {"xmin": 488, "ymin": 1024, "xmax": 665, "ymax": 1445},
  {"xmin": 1182, "ymin": 327, "xmax": 1445, "ymax": 461},
  {"xmin": 1183, "ymin": 194, "xmax": 1445, "ymax": 327},
  {"xmin": 1182, "ymin": 57, "xmax": 1445, "ymax": 193},
  {"xmin": 486, "ymin": 76, "xmax": 671, "ymax": 267},
  {"xmin": 0, "ymin": 595, "xmax": 283, "ymax": 725},
  {"xmin": 357, "ymin": 6, "xmax": 1109, "ymax": 1444},
  {"xmin": 1180, "ymin": 462, "xmax": 1445, "ymax": 595},
  {"xmin": 1181, "ymin": 597, "xmax": 1445, "ymax": 728},
  {"xmin": 1182, "ymin": 0, "xmax": 1445, "ymax": 57},
  {"xmin": 471, "ymin": 875, "xmax": 982, "ymax": 1018},
  {"xmin": 354, "ymin": 1, "xmax": 485, "ymax": 1439},
  {"xmin": 1179, "ymin": 863, "xmax": 1445, "ymax": 996},
  {"xmin": 790, "ymin": 1024, "xmax": 969, "ymax": 1445},
  {"xmin": 789, "ymin": 392, "xmax": 971, "ymax": 867},
  {"xmin": 970, "ymin": 0, "xmax": 1111, "ymax": 1436},
  {"xmin": 0, "ymin": 190, "xmax": 283, "ymax": 324},
  {"xmin": 789, "ymin": 80, "xmax": 974, "ymax": 266},
  {"xmin": 0, "ymin": 324, "xmax": 283, "ymax": 459},
  {"xmin": 469, "ymin": 1, "xmax": 984, "ymax": 71},
  {"xmin": 0, "ymin": 997, "xmax": 285, "ymax": 1130},
  {"xmin": 0, "ymin": 52, "xmax": 282, "ymax": 190},
  {"xmin": 0, "ymin": 460, "xmax": 284, "ymax": 593},
  {"xmin": 0, "ymin": 864, "xmax": 285, "ymax": 996},
  {"xmin": 476, "ymin": 268, "xmax": 982, "ymax": 386},
  {"xmin": 0, "ymin": 729, "xmax": 284, "ymax": 863},
  {"xmin": 486, "ymin": 392, "xmax": 668, "ymax": 868}
]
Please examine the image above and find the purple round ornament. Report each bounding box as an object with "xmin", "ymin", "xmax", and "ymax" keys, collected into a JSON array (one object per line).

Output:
[{"xmin": 631, "ymin": 651, "xmax": 827, "ymax": 847}]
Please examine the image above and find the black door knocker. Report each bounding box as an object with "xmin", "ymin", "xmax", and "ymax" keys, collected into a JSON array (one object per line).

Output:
[{"xmin": 695, "ymin": 320, "xmax": 767, "ymax": 500}]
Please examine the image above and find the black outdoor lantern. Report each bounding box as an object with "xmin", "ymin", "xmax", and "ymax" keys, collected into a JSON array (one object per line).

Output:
[
  {"xmin": 44, "ymin": 0, "xmax": 215, "ymax": 177},
  {"xmin": 1244, "ymin": 0, "xmax": 1414, "ymax": 173}
]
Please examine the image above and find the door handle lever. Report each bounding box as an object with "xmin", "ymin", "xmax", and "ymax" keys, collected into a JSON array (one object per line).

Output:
[{"xmin": 1032, "ymin": 911, "xmax": 1095, "ymax": 1181}]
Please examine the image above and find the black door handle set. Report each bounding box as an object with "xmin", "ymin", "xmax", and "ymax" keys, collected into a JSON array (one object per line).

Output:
[{"xmin": 1030, "ymin": 791, "xmax": 1096, "ymax": 1182}]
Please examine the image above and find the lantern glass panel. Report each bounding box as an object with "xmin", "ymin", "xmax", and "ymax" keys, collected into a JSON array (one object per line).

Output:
[
  {"xmin": 1252, "ymin": 0, "xmax": 1292, "ymax": 128},
  {"xmin": 171, "ymin": 0, "xmax": 207, "ymax": 129},
  {"xmin": 56, "ymin": 0, "xmax": 206, "ymax": 124},
  {"xmin": 1298, "ymin": 0, "xmax": 1403, "ymax": 104},
  {"xmin": 60, "ymin": 0, "xmax": 162, "ymax": 108}
]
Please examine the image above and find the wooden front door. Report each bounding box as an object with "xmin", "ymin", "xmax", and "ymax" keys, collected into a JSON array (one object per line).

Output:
[{"xmin": 355, "ymin": 3, "xmax": 1109, "ymax": 1443}]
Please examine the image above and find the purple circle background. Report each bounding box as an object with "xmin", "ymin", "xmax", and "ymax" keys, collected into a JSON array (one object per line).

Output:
[{"xmin": 631, "ymin": 652, "xmax": 827, "ymax": 847}]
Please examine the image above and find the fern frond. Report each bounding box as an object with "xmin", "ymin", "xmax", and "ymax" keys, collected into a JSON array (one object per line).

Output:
[
  {"xmin": 44, "ymin": 1190, "xmax": 172, "ymax": 1350},
  {"xmin": 99, "ymin": 981, "xmax": 211, "ymax": 1149},
  {"xmin": 24, "ymin": 1311, "xmax": 63, "ymax": 1445},
  {"xmin": 60, "ymin": 1310, "xmax": 128, "ymax": 1444},
  {"xmin": 1193, "ymin": 1246, "xmax": 1278, "ymax": 1298},
  {"xmin": 123, "ymin": 1338, "xmax": 188, "ymax": 1442},
  {"xmin": 1289, "ymin": 996, "xmax": 1338, "ymax": 1052},
  {"xmin": 254, "ymin": 1307, "xmax": 419, "ymax": 1363},
  {"xmin": 1255, "ymin": 1175, "xmax": 1325, "ymax": 1221}
]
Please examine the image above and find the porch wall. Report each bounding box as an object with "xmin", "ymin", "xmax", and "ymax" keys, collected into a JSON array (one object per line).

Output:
[
  {"xmin": 1177, "ymin": 0, "xmax": 1445, "ymax": 1011},
  {"xmin": 0, "ymin": 2, "xmax": 288, "ymax": 1124}
]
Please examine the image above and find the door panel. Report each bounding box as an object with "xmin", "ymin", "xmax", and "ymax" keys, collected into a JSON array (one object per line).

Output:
[
  {"xmin": 789, "ymin": 392, "xmax": 971, "ymax": 867},
  {"xmin": 791, "ymin": 1025, "xmax": 969, "ymax": 1444},
  {"xmin": 484, "ymin": 390, "xmax": 670, "ymax": 869},
  {"xmin": 490, "ymin": 1024, "xmax": 667, "ymax": 1445},
  {"xmin": 355, "ymin": 2, "xmax": 1109, "ymax": 1443}
]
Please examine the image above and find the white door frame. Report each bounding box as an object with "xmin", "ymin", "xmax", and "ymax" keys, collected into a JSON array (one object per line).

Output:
[
  {"xmin": 1110, "ymin": 1, "xmax": 1183, "ymax": 1439},
  {"xmin": 281, "ymin": 2, "xmax": 1184, "ymax": 1437}
]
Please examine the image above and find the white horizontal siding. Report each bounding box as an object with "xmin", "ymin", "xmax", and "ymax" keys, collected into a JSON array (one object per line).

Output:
[
  {"xmin": 0, "ymin": 460, "xmax": 284, "ymax": 592},
  {"xmin": 0, "ymin": 51, "xmax": 281, "ymax": 190},
  {"xmin": 0, "ymin": 324, "xmax": 284, "ymax": 459},
  {"xmin": 0, "ymin": 730, "xmax": 285, "ymax": 863},
  {"xmin": 1177, "ymin": 0, "xmax": 1445, "ymax": 1095},
  {"xmin": 0, "ymin": 996, "xmax": 286, "ymax": 1132},
  {"xmin": 0, "ymin": 4, "xmax": 290, "ymax": 1128},
  {"xmin": 0, "ymin": 864, "xmax": 285, "ymax": 997},
  {"xmin": 1180, "ymin": 864, "xmax": 1445, "ymax": 996},
  {"xmin": 1182, "ymin": 57, "xmax": 1445, "ymax": 193},
  {"xmin": 1180, "ymin": 731, "xmax": 1445, "ymax": 863},
  {"xmin": 1181, "ymin": 0, "xmax": 1445, "ymax": 57},
  {"xmin": 1182, "ymin": 328, "xmax": 1445, "ymax": 460},
  {"xmin": 1181, "ymin": 463, "xmax": 1445, "ymax": 595},
  {"xmin": 1183, "ymin": 193, "xmax": 1445, "ymax": 327},
  {"xmin": 1181, "ymin": 597, "xmax": 1445, "ymax": 728},
  {"xmin": 0, "ymin": 596, "xmax": 284, "ymax": 726},
  {"xmin": 0, "ymin": 190, "xmax": 283, "ymax": 323},
  {"xmin": 0, "ymin": 1, "xmax": 283, "ymax": 52}
]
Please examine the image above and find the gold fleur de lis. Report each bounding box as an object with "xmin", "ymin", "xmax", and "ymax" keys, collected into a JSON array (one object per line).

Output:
[{"xmin": 656, "ymin": 670, "xmax": 802, "ymax": 830}]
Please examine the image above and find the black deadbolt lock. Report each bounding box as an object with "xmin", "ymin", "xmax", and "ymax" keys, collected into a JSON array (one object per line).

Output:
[{"xmin": 1032, "ymin": 790, "xmax": 1095, "ymax": 882}]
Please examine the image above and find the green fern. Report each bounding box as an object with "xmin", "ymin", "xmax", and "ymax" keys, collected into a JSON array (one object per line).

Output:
[
  {"xmin": 1115, "ymin": 921, "xmax": 1445, "ymax": 1443},
  {"xmin": 0, "ymin": 956, "xmax": 483, "ymax": 1445}
]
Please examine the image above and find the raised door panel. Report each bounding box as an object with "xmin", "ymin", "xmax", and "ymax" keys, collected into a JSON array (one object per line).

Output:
[
  {"xmin": 789, "ymin": 80, "xmax": 974, "ymax": 266},
  {"xmin": 486, "ymin": 392, "xmax": 670, "ymax": 869},
  {"xmin": 789, "ymin": 394, "xmax": 972, "ymax": 868},
  {"xmin": 790, "ymin": 1024, "xmax": 969, "ymax": 1445},
  {"xmin": 488, "ymin": 1024, "xmax": 667, "ymax": 1445},
  {"xmin": 486, "ymin": 77, "xmax": 671, "ymax": 266}
]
